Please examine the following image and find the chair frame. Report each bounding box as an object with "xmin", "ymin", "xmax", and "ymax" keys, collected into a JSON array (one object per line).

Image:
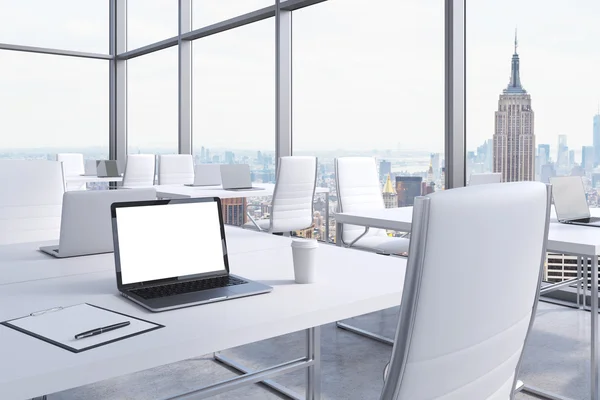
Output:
[
  {"xmin": 247, "ymin": 157, "xmax": 318, "ymax": 234},
  {"xmin": 380, "ymin": 184, "xmax": 552, "ymax": 400}
]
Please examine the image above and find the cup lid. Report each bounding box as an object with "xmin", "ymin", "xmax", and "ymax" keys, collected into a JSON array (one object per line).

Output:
[{"xmin": 291, "ymin": 238, "xmax": 319, "ymax": 249}]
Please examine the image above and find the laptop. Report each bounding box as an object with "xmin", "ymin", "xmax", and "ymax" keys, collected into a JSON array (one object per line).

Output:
[
  {"xmin": 220, "ymin": 164, "xmax": 264, "ymax": 191},
  {"xmin": 185, "ymin": 164, "xmax": 222, "ymax": 187},
  {"xmin": 40, "ymin": 188, "xmax": 157, "ymax": 258},
  {"xmin": 550, "ymin": 176, "xmax": 600, "ymax": 227},
  {"xmin": 110, "ymin": 197, "xmax": 273, "ymax": 312},
  {"xmin": 82, "ymin": 160, "xmax": 98, "ymax": 176},
  {"xmin": 97, "ymin": 160, "xmax": 120, "ymax": 177}
]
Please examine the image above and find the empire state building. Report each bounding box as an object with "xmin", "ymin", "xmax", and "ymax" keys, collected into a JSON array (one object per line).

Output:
[{"xmin": 493, "ymin": 35, "xmax": 535, "ymax": 182}]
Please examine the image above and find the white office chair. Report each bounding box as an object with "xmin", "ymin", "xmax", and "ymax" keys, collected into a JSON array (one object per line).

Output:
[
  {"xmin": 122, "ymin": 154, "xmax": 156, "ymax": 188},
  {"xmin": 57, "ymin": 153, "xmax": 86, "ymax": 191},
  {"xmin": 468, "ymin": 172, "xmax": 502, "ymax": 186},
  {"xmin": 0, "ymin": 160, "xmax": 65, "ymax": 244},
  {"xmin": 243, "ymin": 156, "xmax": 317, "ymax": 234},
  {"xmin": 335, "ymin": 157, "xmax": 410, "ymax": 254},
  {"xmin": 157, "ymin": 154, "xmax": 194, "ymax": 185},
  {"xmin": 380, "ymin": 182, "xmax": 550, "ymax": 400}
]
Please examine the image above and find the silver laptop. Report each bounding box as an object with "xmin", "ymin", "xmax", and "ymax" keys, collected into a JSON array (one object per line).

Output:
[
  {"xmin": 40, "ymin": 188, "xmax": 157, "ymax": 258},
  {"xmin": 220, "ymin": 164, "xmax": 264, "ymax": 191},
  {"xmin": 185, "ymin": 164, "xmax": 222, "ymax": 187},
  {"xmin": 110, "ymin": 197, "xmax": 272, "ymax": 312},
  {"xmin": 550, "ymin": 176, "xmax": 600, "ymax": 227},
  {"xmin": 82, "ymin": 160, "xmax": 98, "ymax": 176},
  {"xmin": 97, "ymin": 160, "xmax": 120, "ymax": 177}
]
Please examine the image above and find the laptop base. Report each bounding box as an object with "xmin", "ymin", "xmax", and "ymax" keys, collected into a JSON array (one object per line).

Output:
[
  {"xmin": 566, "ymin": 219, "xmax": 600, "ymax": 228},
  {"xmin": 224, "ymin": 187, "xmax": 265, "ymax": 191},
  {"xmin": 39, "ymin": 245, "xmax": 113, "ymax": 258},
  {"xmin": 122, "ymin": 275, "xmax": 272, "ymax": 312}
]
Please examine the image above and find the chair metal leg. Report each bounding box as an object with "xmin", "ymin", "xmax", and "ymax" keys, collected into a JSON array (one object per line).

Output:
[
  {"xmin": 521, "ymin": 384, "xmax": 575, "ymax": 400},
  {"xmin": 336, "ymin": 321, "xmax": 394, "ymax": 346}
]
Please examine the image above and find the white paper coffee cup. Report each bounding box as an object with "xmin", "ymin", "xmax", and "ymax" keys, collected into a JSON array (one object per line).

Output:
[{"xmin": 291, "ymin": 238, "xmax": 319, "ymax": 284}]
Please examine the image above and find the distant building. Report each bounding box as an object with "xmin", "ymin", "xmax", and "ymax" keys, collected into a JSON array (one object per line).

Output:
[
  {"xmin": 540, "ymin": 163, "xmax": 556, "ymax": 184},
  {"xmin": 557, "ymin": 135, "xmax": 569, "ymax": 171},
  {"xmin": 379, "ymin": 160, "xmax": 391, "ymax": 184},
  {"xmin": 430, "ymin": 153, "xmax": 441, "ymax": 180},
  {"xmin": 493, "ymin": 34, "xmax": 535, "ymax": 182},
  {"xmin": 212, "ymin": 155, "xmax": 219, "ymax": 163},
  {"xmin": 225, "ymin": 151, "xmax": 235, "ymax": 164},
  {"xmin": 583, "ymin": 146, "xmax": 595, "ymax": 172},
  {"xmin": 569, "ymin": 149, "xmax": 575, "ymax": 169},
  {"xmin": 221, "ymin": 198, "xmax": 247, "ymax": 226},
  {"xmin": 396, "ymin": 176, "xmax": 422, "ymax": 207},
  {"xmin": 382, "ymin": 174, "xmax": 397, "ymax": 208},
  {"xmin": 200, "ymin": 146, "xmax": 206, "ymax": 162},
  {"xmin": 594, "ymin": 113, "xmax": 600, "ymax": 166}
]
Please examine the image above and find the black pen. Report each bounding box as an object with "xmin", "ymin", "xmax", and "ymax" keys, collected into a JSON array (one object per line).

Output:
[{"xmin": 74, "ymin": 321, "xmax": 131, "ymax": 340}]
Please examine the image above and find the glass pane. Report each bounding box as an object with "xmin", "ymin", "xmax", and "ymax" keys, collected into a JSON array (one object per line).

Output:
[
  {"xmin": 0, "ymin": 0, "xmax": 108, "ymax": 53},
  {"xmin": 0, "ymin": 51, "xmax": 108, "ymax": 160},
  {"xmin": 192, "ymin": 19, "xmax": 275, "ymax": 177},
  {"xmin": 193, "ymin": 0, "xmax": 273, "ymax": 29},
  {"xmin": 127, "ymin": 0, "xmax": 178, "ymax": 50},
  {"xmin": 293, "ymin": 0, "xmax": 444, "ymax": 243},
  {"xmin": 467, "ymin": 0, "xmax": 600, "ymax": 191},
  {"xmin": 127, "ymin": 47, "xmax": 178, "ymax": 154}
]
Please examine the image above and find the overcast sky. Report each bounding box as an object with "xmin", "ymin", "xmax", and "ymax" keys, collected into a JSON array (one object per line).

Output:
[{"xmin": 0, "ymin": 0, "xmax": 599, "ymax": 157}]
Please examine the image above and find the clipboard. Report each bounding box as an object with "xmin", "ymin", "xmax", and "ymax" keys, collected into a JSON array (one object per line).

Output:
[{"xmin": 1, "ymin": 303, "xmax": 164, "ymax": 353}]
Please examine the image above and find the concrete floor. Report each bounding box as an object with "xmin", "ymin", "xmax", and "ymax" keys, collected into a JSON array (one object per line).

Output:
[{"xmin": 50, "ymin": 302, "xmax": 594, "ymax": 400}]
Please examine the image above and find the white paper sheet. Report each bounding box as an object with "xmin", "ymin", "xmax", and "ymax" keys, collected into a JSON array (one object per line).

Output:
[{"xmin": 5, "ymin": 304, "xmax": 161, "ymax": 352}]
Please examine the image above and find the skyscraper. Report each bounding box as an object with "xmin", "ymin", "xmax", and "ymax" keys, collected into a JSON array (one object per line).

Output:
[
  {"xmin": 379, "ymin": 160, "xmax": 391, "ymax": 184},
  {"xmin": 594, "ymin": 113, "xmax": 600, "ymax": 166},
  {"xmin": 396, "ymin": 176, "xmax": 422, "ymax": 207},
  {"xmin": 583, "ymin": 146, "xmax": 595, "ymax": 172},
  {"xmin": 221, "ymin": 198, "xmax": 247, "ymax": 226},
  {"xmin": 493, "ymin": 35, "xmax": 535, "ymax": 182},
  {"xmin": 556, "ymin": 135, "xmax": 569, "ymax": 172},
  {"xmin": 430, "ymin": 153, "xmax": 441, "ymax": 181},
  {"xmin": 382, "ymin": 174, "xmax": 397, "ymax": 208}
]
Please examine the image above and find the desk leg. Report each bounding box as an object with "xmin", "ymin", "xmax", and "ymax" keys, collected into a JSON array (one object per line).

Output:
[
  {"xmin": 577, "ymin": 256, "xmax": 582, "ymax": 309},
  {"xmin": 307, "ymin": 326, "xmax": 321, "ymax": 400},
  {"xmin": 324, "ymin": 193, "xmax": 330, "ymax": 244},
  {"xmin": 592, "ymin": 255, "xmax": 598, "ymax": 400}
]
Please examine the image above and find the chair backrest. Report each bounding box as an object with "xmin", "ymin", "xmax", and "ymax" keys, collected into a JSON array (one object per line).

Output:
[
  {"xmin": 335, "ymin": 157, "xmax": 387, "ymax": 243},
  {"xmin": 158, "ymin": 154, "xmax": 194, "ymax": 185},
  {"xmin": 380, "ymin": 182, "xmax": 550, "ymax": 400},
  {"xmin": 122, "ymin": 154, "xmax": 156, "ymax": 188},
  {"xmin": 269, "ymin": 156, "xmax": 317, "ymax": 233},
  {"xmin": 0, "ymin": 160, "xmax": 65, "ymax": 244},
  {"xmin": 468, "ymin": 172, "xmax": 502, "ymax": 186},
  {"xmin": 56, "ymin": 153, "xmax": 84, "ymax": 176}
]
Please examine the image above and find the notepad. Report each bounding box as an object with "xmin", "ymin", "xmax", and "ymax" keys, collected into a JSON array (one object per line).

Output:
[{"xmin": 1, "ymin": 303, "xmax": 163, "ymax": 353}]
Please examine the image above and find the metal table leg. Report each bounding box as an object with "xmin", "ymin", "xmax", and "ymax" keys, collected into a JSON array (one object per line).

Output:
[
  {"xmin": 307, "ymin": 326, "xmax": 321, "ymax": 400},
  {"xmin": 592, "ymin": 255, "xmax": 598, "ymax": 400}
]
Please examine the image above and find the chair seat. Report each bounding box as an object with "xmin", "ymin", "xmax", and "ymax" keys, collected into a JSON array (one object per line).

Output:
[
  {"xmin": 242, "ymin": 219, "xmax": 271, "ymax": 232},
  {"xmin": 351, "ymin": 236, "xmax": 410, "ymax": 255}
]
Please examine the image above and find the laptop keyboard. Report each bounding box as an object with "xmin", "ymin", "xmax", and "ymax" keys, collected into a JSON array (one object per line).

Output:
[
  {"xmin": 572, "ymin": 217, "xmax": 600, "ymax": 223},
  {"xmin": 130, "ymin": 275, "xmax": 247, "ymax": 300}
]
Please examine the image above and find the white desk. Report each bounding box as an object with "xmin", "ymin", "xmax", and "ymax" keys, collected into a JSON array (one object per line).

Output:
[
  {"xmin": 334, "ymin": 206, "xmax": 600, "ymax": 400},
  {"xmin": 0, "ymin": 227, "xmax": 292, "ymax": 286},
  {"xmin": 0, "ymin": 235, "xmax": 404, "ymax": 400},
  {"xmin": 156, "ymin": 184, "xmax": 332, "ymax": 243},
  {"xmin": 64, "ymin": 175, "xmax": 123, "ymax": 184}
]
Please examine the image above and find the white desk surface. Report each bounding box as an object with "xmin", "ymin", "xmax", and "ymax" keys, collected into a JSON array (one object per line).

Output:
[
  {"xmin": 155, "ymin": 183, "xmax": 330, "ymax": 199},
  {"xmin": 0, "ymin": 227, "xmax": 293, "ymax": 286},
  {"xmin": 0, "ymin": 243, "xmax": 405, "ymax": 399},
  {"xmin": 334, "ymin": 206, "xmax": 600, "ymax": 256},
  {"xmin": 65, "ymin": 175, "xmax": 123, "ymax": 184}
]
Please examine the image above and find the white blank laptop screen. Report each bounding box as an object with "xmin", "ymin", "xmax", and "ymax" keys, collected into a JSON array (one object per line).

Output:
[{"xmin": 115, "ymin": 201, "xmax": 226, "ymax": 285}]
